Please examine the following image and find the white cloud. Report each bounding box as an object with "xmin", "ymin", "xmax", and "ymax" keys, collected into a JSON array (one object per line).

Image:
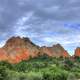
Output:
[
  {"xmin": 16, "ymin": 12, "xmax": 33, "ymax": 26},
  {"xmin": 0, "ymin": 40, "xmax": 6, "ymax": 47},
  {"xmin": 0, "ymin": 0, "xmax": 80, "ymax": 55},
  {"xmin": 13, "ymin": 11, "xmax": 34, "ymax": 36}
]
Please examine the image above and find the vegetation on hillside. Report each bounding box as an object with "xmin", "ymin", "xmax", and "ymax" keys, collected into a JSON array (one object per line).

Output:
[{"xmin": 0, "ymin": 55, "xmax": 80, "ymax": 80}]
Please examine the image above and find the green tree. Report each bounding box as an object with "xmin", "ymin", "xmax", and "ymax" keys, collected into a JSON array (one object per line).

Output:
[{"xmin": 15, "ymin": 61, "xmax": 27, "ymax": 72}]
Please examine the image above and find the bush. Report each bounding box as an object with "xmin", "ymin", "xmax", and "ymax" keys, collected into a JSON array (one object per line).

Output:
[
  {"xmin": 67, "ymin": 73, "xmax": 77, "ymax": 80},
  {"xmin": 15, "ymin": 61, "xmax": 27, "ymax": 72},
  {"xmin": 6, "ymin": 70, "xmax": 28, "ymax": 80},
  {"xmin": 27, "ymin": 71, "xmax": 43, "ymax": 80},
  {"xmin": 0, "ymin": 66, "xmax": 7, "ymax": 80},
  {"xmin": 42, "ymin": 66, "xmax": 68, "ymax": 80}
]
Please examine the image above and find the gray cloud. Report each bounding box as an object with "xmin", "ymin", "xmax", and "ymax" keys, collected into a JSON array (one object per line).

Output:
[{"xmin": 0, "ymin": 0, "xmax": 80, "ymax": 55}]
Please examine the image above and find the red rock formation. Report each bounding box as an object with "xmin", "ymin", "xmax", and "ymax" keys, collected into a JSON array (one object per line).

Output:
[
  {"xmin": 1, "ymin": 36, "xmax": 40, "ymax": 63},
  {"xmin": 0, "ymin": 36, "xmax": 70, "ymax": 63},
  {"xmin": 75, "ymin": 47, "xmax": 80, "ymax": 57},
  {"xmin": 41, "ymin": 44, "xmax": 69, "ymax": 58},
  {"xmin": 62, "ymin": 50, "xmax": 69, "ymax": 58},
  {"xmin": 0, "ymin": 48, "xmax": 8, "ymax": 61}
]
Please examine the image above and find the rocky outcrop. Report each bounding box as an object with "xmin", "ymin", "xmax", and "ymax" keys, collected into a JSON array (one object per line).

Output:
[
  {"xmin": 0, "ymin": 36, "xmax": 70, "ymax": 63},
  {"xmin": 0, "ymin": 48, "xmax": 8, "ymax": 61},
  {"xmin": 1, "ymin": 36, "xmax": 40, "ymax": 63},
  {"xmin": 74, "ymin": 47, "xmax": 80, "ymax": 57},
  {"xmin": 40, "ymin": 44, "xmax": 69, "ymax": 58}
]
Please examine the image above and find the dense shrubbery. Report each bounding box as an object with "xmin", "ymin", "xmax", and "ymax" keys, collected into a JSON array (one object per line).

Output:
[
  {"xmin": 0, "ymin": 56, "xmax": 80, "ymax": 80},
  {"xmin": 0, "ymin": 66, "xmax": 7, "ymax": 80}
]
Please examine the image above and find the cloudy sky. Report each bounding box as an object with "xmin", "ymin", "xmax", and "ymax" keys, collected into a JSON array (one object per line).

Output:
[{"xmin": 0, "ymin": 0, "xmax": 80, "ymax": 55}]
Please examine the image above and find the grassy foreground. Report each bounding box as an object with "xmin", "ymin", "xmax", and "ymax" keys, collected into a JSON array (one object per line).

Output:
[{"xmin": 0, "ymin": 55, "xmax": 80, "ymax": 80}]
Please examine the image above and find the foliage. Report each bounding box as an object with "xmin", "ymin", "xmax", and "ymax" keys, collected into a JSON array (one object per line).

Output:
[
  {"xmin": 0, "ymin": 66, "xmax": 7, "ymax": 80},
  {"xmin": 0, "ymin": 55, "xmax": 80, "ymax": 80}
]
